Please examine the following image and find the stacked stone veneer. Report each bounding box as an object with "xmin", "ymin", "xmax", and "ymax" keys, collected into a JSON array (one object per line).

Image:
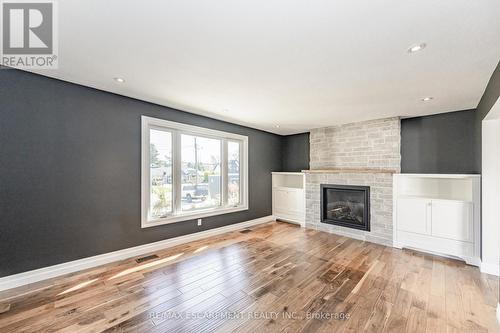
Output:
[
  {"xmin": 310, "ymin": 117, "xmax": 401, "ymax": 170},
  {"xmin": 305, "ymin": 117, "xmax": 401, "ymax": 246}
]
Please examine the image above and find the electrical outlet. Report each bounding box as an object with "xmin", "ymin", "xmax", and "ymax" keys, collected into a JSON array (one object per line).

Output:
[{"xmin": 197, "ymin": 219, "xmax": 202, "ymax": 226}]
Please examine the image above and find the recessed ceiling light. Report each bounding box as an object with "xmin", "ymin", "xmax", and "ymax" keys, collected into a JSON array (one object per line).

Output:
[
  {"xmin": 408, "ymin": 43, "xmax": 426, "ymax": 53},
  {"xmin": 275, "ymin": 125, "xmax": 280, "ymax": 128},
  {"xmin": 421, "ymin": 97, "xmax": 434, "ymax": 102},
  {"xmin": 113, "ymin": 77, "xmax": 125, "ymax": 83}
]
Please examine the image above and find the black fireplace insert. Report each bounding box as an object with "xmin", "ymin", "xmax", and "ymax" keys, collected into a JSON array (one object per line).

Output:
[{"xmin": 320, "ymin": 184, "xmax": 370, "ymax": 231}]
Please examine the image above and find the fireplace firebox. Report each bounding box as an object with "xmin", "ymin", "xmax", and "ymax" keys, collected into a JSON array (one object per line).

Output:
[{"xmin": 320, "ymin": 184, "xmax": 370, "ymax": 231}]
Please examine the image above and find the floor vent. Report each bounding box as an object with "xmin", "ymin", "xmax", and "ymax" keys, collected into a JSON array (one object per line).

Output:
[
  {"xmin": 135, "ymin": 254, "xmax": 159, "ymax": 263},
  {"xmin": 240, "ymin": 229, "xmax": 252, "ymax": 234}
]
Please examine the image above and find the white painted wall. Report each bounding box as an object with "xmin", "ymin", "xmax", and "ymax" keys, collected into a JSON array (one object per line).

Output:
[{"xmin": 481, "ymin": 100, "xmax": 500, "ymax": 276}]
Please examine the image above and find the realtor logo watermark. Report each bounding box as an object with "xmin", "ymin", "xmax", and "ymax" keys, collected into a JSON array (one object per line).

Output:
[{"xmin": 1, "ymin": 0, "xmax": 58, "ymax": 69}]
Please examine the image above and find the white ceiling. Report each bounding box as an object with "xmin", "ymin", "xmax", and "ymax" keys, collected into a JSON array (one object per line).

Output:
[{"xmin": 31, "ymin": 0, "xmax": 500, "ymax": 135}]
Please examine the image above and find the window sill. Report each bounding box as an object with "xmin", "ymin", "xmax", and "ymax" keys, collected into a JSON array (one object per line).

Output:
[{"xmin": 141, "ymin": 205, "xmax": 249, "ymax": 228}]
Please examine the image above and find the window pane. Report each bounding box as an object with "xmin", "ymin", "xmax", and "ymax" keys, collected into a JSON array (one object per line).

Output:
[
  {"xmin": 228, "ymin": 141, "xmax": 240, "ymax": 206},
  {"xmin": 181, "ymin": 134, "xmax": 221, "ymax": 211},
  {"xmin": 149, "ymin": 129, "xmax": 172, "ymax": 219}
]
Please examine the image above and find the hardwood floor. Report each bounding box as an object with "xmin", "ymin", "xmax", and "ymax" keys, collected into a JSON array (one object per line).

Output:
[{"xmin": 0, "ymin": 221, "xmax": 498, "ymax": 332}]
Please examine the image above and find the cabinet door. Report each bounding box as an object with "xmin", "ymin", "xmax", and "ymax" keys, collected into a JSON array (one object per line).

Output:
[
  {"xmin": 273, "ymin": 189, "xmax": 289, "ymax": 214},
  {"xmin": 397, "ymin": 198, "xmax": 430, "ymax": 235},
  {"xmin": 287, "ymin": 190, "xmax": 304, "ymax": 213},
  {"xmin": 431, "ymin": 200, "xmax": 472, "ymax": 242}
]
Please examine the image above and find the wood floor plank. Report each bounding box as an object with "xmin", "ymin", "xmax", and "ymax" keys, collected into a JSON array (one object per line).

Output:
[
  {"xmin": 405, "ymin": 305, "xmax": 427, "ymax": 333},
  {"xmin": 425, "ymin": 295, "xmax": 447, "ymax": 333}
]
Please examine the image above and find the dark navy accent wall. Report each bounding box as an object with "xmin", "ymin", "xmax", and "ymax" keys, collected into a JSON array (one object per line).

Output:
[
  {"xmin": 401, "ymin": 110, "xmax": 480, "ymax": 174},
  {"xmin": 281, "ymin": 133, "xmax": 310, "ymax": 172}
]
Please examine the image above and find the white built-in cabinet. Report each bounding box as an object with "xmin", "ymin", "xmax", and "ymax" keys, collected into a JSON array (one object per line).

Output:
[
  {"xmin": 272, "ymin": 172, "xmax": 305, "ymax": 227},
  {"xmin": 393, "ymin": 174, "xmax": 480, "ymax": 266}
]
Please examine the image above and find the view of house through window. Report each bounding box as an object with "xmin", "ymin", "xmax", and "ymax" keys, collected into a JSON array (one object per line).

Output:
[
  {"xmin": 142, "ymin": 116, "xmax": 248, "ymax": 227},
  {"xmin": 181, "ymin": 134, "xmax": 221, "ymax": 211}
]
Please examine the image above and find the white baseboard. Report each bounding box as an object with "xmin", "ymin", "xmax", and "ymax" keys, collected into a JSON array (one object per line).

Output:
[
  {"xmin": 391, "ymin": 243, "xmax": 481, "ymax": 267},
  {"xmin": 480, "ymin": 261, "xmax": 500, "ymax": 276},
  {"xmin": 274, "ymin": 217, "xmax": 305, "ymax": 228},
  {"xmin": 0, "ymin": 215, "xmax": 275, "ymax": 292}
]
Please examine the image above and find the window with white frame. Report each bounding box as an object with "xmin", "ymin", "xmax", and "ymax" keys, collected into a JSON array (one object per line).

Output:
[{"xmin": 141, "ymin": 116, "xmax": 248, "ymax": 227}]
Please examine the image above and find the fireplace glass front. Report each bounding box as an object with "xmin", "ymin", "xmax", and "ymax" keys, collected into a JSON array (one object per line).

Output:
[{"xmin": 320, "ymin": 184, "xmax": 370, "ymax": 231}]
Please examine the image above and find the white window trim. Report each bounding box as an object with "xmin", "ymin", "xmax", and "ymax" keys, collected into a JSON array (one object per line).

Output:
[{"xmin": 141, "ymin": 116, "xmax": 249, "ymax": 228}]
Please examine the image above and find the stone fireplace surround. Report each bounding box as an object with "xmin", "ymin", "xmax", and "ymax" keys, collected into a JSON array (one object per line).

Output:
[{"xmin": 304, "ymin": 117, "xmax": 401, "ymax": 246}]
